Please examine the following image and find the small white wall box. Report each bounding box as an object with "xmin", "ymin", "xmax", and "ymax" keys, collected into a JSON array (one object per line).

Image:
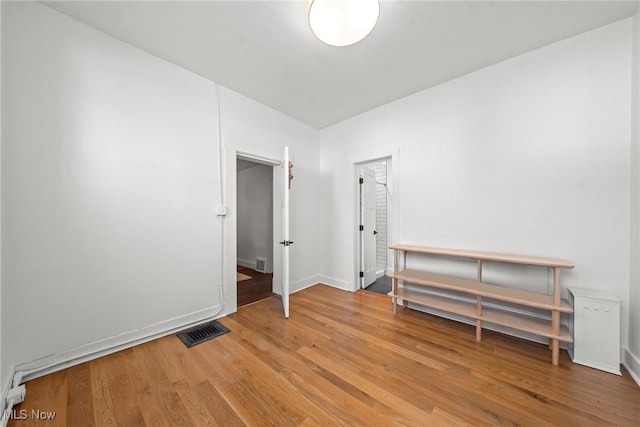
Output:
[{"xmin": 568, "ymin": 287, "xmax": 621, "ymax": 375}]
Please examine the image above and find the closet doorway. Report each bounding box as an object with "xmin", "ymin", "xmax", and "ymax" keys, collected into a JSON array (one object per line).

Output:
[
  {"xmin": 236, "ymin": 158, "xmax": 275, "ymax": 307},
  {"xmin": 358, "ymin": 158, "xmax": 391, "ymax": 295}
]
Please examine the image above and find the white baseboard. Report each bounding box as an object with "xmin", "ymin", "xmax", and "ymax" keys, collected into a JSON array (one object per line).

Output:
[
  {"xmin": 14, "ymin": 304, "xmax": 227, "ymax": 384},
  {"xmin": 317, "ymin": 275, "xmax": 350, "ymax": 291},
  {"xmin": 237, "ymin": 257, "xmax": 273, "ymax": 273},
  {"xmin": 623, "ymin": 348, "xmax": 640, "ymax": 387},
  {"xmin": 292, "ymin": 275, "xmax": 321, "ymax": 294},
  {"xmin": 1, "ymin": 366, "xmax": 15, "ymax": 408},
  {"xmin": 237, "ymin": 258, "xmax": 256, "ymax": 270},
  {"xmin": 1, "ymin": 366, "xmax": 16, "ymax": 427}
]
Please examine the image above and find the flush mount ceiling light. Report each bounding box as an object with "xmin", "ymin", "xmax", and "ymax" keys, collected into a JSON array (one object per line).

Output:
[{"xmin": 308, "ymin": 0, "xmax": 380, "ymax": 47}]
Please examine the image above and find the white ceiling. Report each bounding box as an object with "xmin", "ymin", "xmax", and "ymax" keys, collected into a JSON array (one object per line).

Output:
[{"xmin": 43, "ymin": 1, "xmax": 639, "ymax": 128}]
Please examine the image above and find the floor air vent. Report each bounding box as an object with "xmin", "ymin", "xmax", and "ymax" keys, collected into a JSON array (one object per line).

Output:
[
  {"xmin": 177, "ymin": 320, "xmax": 230, "ymax": 348},
  {"xmin": 256, "ymin": 257, "xmax": 267, "ymax": 273}
]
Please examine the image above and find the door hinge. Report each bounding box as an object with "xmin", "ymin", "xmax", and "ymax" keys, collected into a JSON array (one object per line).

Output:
[
  {"xmin": 359, "ymin": 177, "xmax": 364, "ymax": 184},
  {"xmin": 359, "ymin": 225, "xmax": 364, "ymax": 231},
  {"xmin": 359, "ymin": 271, "xmax": 364, "ymax": 278}
]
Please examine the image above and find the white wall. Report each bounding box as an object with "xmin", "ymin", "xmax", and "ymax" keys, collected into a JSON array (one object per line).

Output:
[
  {"xmin": 237, "ymin": 163, "xmax": 273, "ymax": 272},
  {"xmin": 0, "ymin": 2, "xmax": 322, "ymax": 382},
  {"xmin": 220, "ymin": 86, "xmax": 320, "ymax": 297},
  {"xmin": 2, "ymin": 2, "xmax": 226, "ymax": 377},
  {"xmin": 0, "ymin": 0, "xmax": 3, "ymax": 396},
  {"xmin": 628, "ymin": 7, "xmax": 640, "ymax": 383},
  {"xmin": 320, "ymin": 20, "xmax": 632, "ymax": 349},
  {"xmin": 2, "ymin": 0, "xmax": 634, "ymax": 386}
]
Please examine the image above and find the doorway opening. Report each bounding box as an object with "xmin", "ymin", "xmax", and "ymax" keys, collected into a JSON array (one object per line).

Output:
[
  {"xmin": 236, "ymin": 158, "xmax": 275, "ymax": 307},
  {"xmin": 358, "ymin": 158, "xmax": 391, "ymax": 295}
]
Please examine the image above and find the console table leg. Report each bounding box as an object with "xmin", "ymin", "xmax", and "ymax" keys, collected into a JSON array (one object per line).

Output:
[
  {"xmin": 392, "ymin": 277, "xmax": 398, "ymax": 314},
  {"xmin": 552, "ymin": 339, "xmax": 559, "ymax": 366},
  {"xmin": 393, "ymin": 250, "xmax": 400, "ymax": 314},
  {"xmin": 476, "ymin": 296, "xmax": 482, "ymax": 342},
  {"xmin": 551, "ymin": 267, "xmax": 561, "ymax": 365},
  {"xmin": 476, "ymin": 261, "xmax": 483, "ymax": 341}
]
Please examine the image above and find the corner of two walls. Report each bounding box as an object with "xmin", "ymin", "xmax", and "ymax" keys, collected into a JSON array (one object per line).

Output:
[
  {"xmin": 319, "ymin": 18, "xmax": 638, "ymax": 382},
  {"xmin": 3, "ymin": 0, "xmax": 639, "ymax": 393},
  {"xmin": 218, "ymin": 86, "xmax": 322, "ymax": 295},
  {"xmin": 0, "ymin": 0, "xmax": 4, "ymax": 399},
  {"xmin": 626, "ymin": 6, "xmax": 640, "ymax": 386},
  {"xmin": 0, "ymin": 2, "xmax": 325, "ymax": 387}
]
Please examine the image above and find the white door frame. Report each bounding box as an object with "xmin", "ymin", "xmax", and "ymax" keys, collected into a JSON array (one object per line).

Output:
[
  {"xmin": 352, "ymin": 148, "xmax": 400, "ymax": 292},
  {"xmin": 224, "ymin": 142, "xmax": 284, "ymax": 313},
  {"xmin": 360, "ymin": 166, "xmax": 377, "ymax": 289}
]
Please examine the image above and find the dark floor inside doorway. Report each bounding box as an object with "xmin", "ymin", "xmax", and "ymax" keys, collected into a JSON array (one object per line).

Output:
[
  {"xmin": 364, "ymin": 275, "xmax": 392, "ymax": 295},
  {"xmin": 237, "ymin": 265, "xmax": 275, "ymax": 308}
]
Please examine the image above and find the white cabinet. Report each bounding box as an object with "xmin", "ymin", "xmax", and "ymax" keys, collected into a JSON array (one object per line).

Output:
[{"xmin": 568, "ymin": 287, "xmax": 621, "ymax": 375}]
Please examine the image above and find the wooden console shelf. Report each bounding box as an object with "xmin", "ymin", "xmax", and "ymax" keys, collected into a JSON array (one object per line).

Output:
[{"xmin": 388, "ymin": 244, "xmax": 575, "ymax": 366}]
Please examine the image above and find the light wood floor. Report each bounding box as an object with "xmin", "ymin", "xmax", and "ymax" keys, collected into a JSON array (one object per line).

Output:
[{"xmin": 9, "ymin": 285, "xmax": 640, "ymax": 426}]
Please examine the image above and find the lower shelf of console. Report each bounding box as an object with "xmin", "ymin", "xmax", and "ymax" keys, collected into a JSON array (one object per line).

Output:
[{"xmin": 390, "ymin": 286, "xmax": 572, "ymax": 343}]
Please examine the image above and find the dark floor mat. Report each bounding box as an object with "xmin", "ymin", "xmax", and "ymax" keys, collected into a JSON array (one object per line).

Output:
[{"xmin": 365, "ymin": 275, "xmax": 392, "ymax": 295}]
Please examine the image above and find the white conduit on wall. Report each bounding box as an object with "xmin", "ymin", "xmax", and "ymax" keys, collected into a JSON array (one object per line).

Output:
[{"xmin": 214, "ymin": 82, "xmax": 226, "ymax": 317}]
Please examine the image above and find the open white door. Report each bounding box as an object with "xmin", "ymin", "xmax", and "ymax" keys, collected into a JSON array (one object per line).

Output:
[
  {"xmin": 360, "ymin": 166, "xmax": 377, "ymax": 289},
  {"xmin": 279, "ymin": 147, "xmax": 293, "ymax": 318}
]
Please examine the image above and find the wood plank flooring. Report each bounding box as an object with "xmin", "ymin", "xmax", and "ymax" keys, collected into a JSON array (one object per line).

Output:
[
  {"xmin": 8, "ymin": 285, "xmax": 640, "ymax": 426},
  {"xmin": 237, "ymin": 265, "xmax": 274, "ymax": 308}
]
